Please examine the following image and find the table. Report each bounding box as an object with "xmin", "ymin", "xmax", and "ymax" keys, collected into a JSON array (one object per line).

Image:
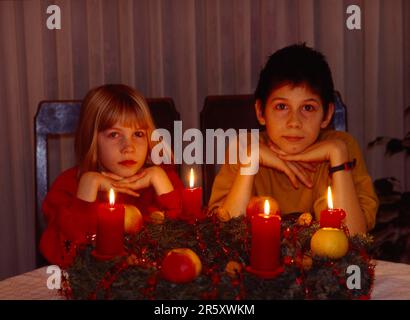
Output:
[
  {"xmin": 0, "ymin": 266, "xmax": 62, "ymax": 300},
  {"xmin": 1, "ymin": 260, "xmax": 409, "ymax": 300},
  {"xmin": 370, "ymin": 260, "xmax": 410, "ymax": 299}
]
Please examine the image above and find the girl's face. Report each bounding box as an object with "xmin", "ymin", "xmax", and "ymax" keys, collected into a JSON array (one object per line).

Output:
[
  {"xmin": 97, "ymin": 122, "xmax": 148, "ymax": 177},
  {"xmin": 256, "ymin": 84, "xmax": 334, "ymax": 154}
]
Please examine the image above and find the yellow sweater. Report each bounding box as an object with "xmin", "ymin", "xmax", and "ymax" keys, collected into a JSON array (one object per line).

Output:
[{"xmin": 208, "ymin": 129, "xmax": 379, "ymax": 230}]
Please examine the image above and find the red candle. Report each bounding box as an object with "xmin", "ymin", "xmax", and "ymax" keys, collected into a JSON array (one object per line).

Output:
[
  {"xmin": 320, "ymin": 186, "xmax": 346, "ymax": 228},
  {"xmin": 182, "ymin": 168, "xmax": 203, "ymax": 220},
  {"xmin": 248, "ymin": 200, "xmax": 283, "ymax": 278},
  {"xmin": 94, "ymin": 188, "xmax": 125, "ymax": 260}
]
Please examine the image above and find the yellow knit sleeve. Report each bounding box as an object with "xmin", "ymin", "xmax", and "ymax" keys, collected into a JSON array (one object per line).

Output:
[
  {"xmin": 207, "ymin": 132, "xmax": 258, "ymax": 213},
  {"xmin": 207, "ymin": 162, "xmax": 240, "ymax": 212},
  {"xmin": 314, "ymin": 131, "xmax": 379, "ymax": 230},
  {"xmin": 347, "ymin": 133, "xmax": 379, "ymax": 230}
]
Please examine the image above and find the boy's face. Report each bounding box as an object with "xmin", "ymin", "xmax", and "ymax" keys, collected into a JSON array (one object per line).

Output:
[{"xmin": 255, "ymin": 84, "xmax": 334, "ymax": 154}]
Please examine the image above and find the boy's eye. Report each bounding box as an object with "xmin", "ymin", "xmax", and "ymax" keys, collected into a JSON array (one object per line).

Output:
[
  {"xmin": 134, "ymin": 131, "xmax": 145, "ymax": 138},
  {"xmin": 303, "ymin": 104, "xmax": 316, "ymax": 112},
  {"xmin": 275, "ymin": 103, "xmax": 287, "ymax": 110}
]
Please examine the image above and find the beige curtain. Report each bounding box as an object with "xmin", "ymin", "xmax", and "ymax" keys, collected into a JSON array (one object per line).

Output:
[{"xmin": 0, "ymin": 0, "xmax": 408, "ymax": 279}]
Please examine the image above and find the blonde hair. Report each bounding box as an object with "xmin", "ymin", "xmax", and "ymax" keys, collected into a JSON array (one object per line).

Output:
[{"xmin": 75, "ymin": 84, "xmax": 156, "ymax": 174}]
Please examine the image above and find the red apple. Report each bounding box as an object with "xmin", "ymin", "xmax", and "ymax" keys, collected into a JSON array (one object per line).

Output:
[
  {"xmin": 161, "ymin": 248, "xmax": 202, "ymax": 283},
  {"xmin": 124, "ymin": 205, "xmax": 143, "ymax": 234}
]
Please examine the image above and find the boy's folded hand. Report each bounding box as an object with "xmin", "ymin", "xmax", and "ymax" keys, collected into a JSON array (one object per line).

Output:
[
  {"xmin": 259, "ymin": 142, "xmax": 313, "ymax": 189},
  {"xmin": 276, "ymin": 139, "xmax": 348, "ymax": 167},
  {"xmin": 286, "ymin": 161, "xmax": 314, "ymax": 188},
  {"xmin": 267, "ymin": 139, "xmax": 318, "ymax": 172},
  {"xmin": 265, "ymin": 141, "xmax": 314, "ymax": 188}
]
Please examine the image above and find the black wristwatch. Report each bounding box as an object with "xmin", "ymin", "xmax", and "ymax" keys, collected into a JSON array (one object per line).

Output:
[{"xmin": 329, "ymin": 158, "xmax": 356, "ymax": 176}]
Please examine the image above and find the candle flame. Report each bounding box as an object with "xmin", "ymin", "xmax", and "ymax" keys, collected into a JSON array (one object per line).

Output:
[
  {"xmin": 327, "ymin": 186, "xmax": 333, "ymax": 209},
  {"xmin": 109, "ymin": 188, "xmax": 115, "ymax": 206},
  {"xmin": 189, "ymin": 168, "xmax": 194, "ymax": 188},
  {"xmin": 264, "ymin": 199, "xmax": 270, "ymax": 216}
]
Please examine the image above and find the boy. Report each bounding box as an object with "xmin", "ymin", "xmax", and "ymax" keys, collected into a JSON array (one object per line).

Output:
[{"xmin": 208, "ymin": 44, "xmax": 378, "ymax": 235}]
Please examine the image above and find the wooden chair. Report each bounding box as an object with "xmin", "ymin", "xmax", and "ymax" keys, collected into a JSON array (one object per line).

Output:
[
  {"xmin": 34, "ymin": 98, "xmax": 180, "ymax": 266},
  {"xmin": 200, "ymin": 95, "xmax": 261, "ymax": 206},
  {"xmin": 200, "ymin": 92, "xmax": 347, "ymax": 205}
]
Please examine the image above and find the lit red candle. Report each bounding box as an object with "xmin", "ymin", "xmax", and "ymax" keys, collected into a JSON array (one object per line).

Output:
[
  {"xmin": 320, "ymin": 186, "xmax": 346, "ymax": 228},
  {"xmin": 94, "ymin": 188, "xmax": 126, "ymax": 260},
  {"xmin": 248, "ymin": 200, "xmax": 283, "ymax": 278},
  {"xmin": 182, "ymin": 168, "xmax": 203, "ymax": 220},
  {"xmin": 246, "ymin": 196, "xmax": 279, "ymax": 219}
]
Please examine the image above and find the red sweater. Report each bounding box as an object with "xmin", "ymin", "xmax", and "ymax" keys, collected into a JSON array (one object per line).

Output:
[{"xmin": 39, "ymin": 165, "xmax": 184, "ymax": 267}]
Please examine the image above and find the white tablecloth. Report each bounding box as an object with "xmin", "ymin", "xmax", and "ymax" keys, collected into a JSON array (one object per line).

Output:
[
  {"xmin": 0, "ymin": 266, "xmax": 62, "ymax": 300},
  {"xmin": 1, "ymin": 260, "xmax": 409, "ymax": 300},
  {"xmin": 371, "ymin": 260, "xmax": 410, "ymax": 299}
]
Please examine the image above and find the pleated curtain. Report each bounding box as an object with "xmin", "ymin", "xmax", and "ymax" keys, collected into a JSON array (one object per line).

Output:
[{"xmin": 0, "ymin": 0, "xmax": 409, "ymax": 279}]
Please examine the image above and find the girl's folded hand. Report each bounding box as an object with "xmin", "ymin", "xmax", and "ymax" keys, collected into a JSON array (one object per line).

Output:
[
  {"xmin": 101, "ymin": 170, "xmax": 147, "ymax": 197},
  {"xmin": 105, "ymin": 166, "xmax": 173, "ymax": 196}
]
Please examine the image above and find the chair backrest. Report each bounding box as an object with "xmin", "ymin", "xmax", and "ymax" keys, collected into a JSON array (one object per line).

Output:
[
  {"xmin": 200, "ymin": 92, "xmax": 348, "ymax": 205},
  {"xmin": 199, "ymin": 95, "xmax": 261, "ymax": 206},
  {"xmin": 333, "ymin": 91, "xmax": 348, "ymax": 131},
  {"xmin": 34, "ymin": 98, "xmax": 180, "ymax": 266}
]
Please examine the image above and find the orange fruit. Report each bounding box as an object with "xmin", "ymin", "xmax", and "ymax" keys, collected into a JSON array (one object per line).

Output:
[
  {"xmin": 216, "ymin": 207, "xmax": 231, "ymax": 222},
  {"xmin": 310, "ymin": 228, "xmax": 349, "ymax": 259},
  {"xmin": 149, "ymin": 211, "xmax": 165, "ymax": 224},
  {"xmin": 225, "ymin": 261, "xmax": 243, "ymax": 278},
  {"xmin": 124, "ymin": 205, "xmax": 143, "ymax": 234},
  {"xmin": 295, "ymin": 254, "xmax": 313, "ymax": 270},
  {"xmin": 298, "ymin": 212, "xmax": 313, "ymax": 226}
]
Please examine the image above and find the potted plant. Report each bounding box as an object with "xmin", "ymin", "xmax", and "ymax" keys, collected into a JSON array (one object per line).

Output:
[{"xmin": 368, "ymin": 132, "xmax": 410, "ymax": 264}]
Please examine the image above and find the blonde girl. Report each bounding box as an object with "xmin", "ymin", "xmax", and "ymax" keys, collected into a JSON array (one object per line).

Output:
[{"xmin": 40, "ymin": 84, "xmax": 183, "ymax": 266}]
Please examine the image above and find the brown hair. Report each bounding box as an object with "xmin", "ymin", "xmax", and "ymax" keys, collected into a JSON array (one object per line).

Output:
[{"xmin": 75, "ymin": 84, "xmax": 156, "ymax": 174}]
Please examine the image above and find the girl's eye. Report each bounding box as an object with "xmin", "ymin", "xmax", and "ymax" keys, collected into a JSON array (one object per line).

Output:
[
  {"xmin": 108, "ymin": 132, "xmax": 119, "ymax": 138},
  {"xmin": 303, "ymin": 104, "xmax": 316, "ymax": 112},
  {"xmin": 134, "ymin": 131, "xmax": 145, "ymax": 138},
  {"xmin": 275, "ymin": 103, "xmax": 287, "ymax": 110}
]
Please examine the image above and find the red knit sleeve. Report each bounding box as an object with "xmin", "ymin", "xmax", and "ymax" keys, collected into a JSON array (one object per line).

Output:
[
  {"xmin": 154, "ymin": 166, "xmax": 183, "ymax": 219},
  {"xmin": 39, "ymin": 168, "xmax": 98, "ymax": 267}
]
